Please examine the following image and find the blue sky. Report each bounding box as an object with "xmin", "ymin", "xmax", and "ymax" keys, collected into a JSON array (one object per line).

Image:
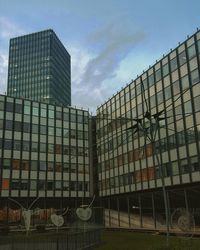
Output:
[{"xmin": 0, "ymin": 0, "xmax": 200, "ymax": 112}]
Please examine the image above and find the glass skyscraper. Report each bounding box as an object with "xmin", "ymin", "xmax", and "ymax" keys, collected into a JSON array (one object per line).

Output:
[{"xmin": 7, "ymin": 29, "xmax": 71, "ymax": 106}]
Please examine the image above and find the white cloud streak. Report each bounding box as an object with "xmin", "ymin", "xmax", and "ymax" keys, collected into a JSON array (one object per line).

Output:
[{"xmin": 70, "ymin": 24, "xmax": 145, "ymax": 112}]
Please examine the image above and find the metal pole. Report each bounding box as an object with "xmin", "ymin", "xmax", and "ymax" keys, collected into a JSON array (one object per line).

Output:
[
  {"xmin": 153, "ymin": 141, "xmax": 169, "ymax": 246},
  {"xmin": 138, "ymin": 194, "xmax": 142, "ymax": 228},
  {"xmin": 152, "ymin": 193, "xmax": 156, "ymax": 229},
  {"xmin": 127, "ymin": 196, "xmax": 131, "ymax": 228}
]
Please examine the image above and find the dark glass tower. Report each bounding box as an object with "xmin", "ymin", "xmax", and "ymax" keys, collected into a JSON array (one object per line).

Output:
[{"xmin": 7, "ymin": 29, "xmax": 71, "ymax": 106}]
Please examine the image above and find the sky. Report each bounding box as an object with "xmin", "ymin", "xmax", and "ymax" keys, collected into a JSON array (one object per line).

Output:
[{"xmin": 0, "ymin": 0, "xmax": 200, "ymax": 113}]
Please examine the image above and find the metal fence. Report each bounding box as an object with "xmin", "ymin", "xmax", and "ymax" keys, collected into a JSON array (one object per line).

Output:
[{"xmin": 0, "ymin": 228, "xmax": 103, "ymax": 250}]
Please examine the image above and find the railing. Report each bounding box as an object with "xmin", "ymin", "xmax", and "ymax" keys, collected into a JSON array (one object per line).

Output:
[{"xmin": 0, "ymin": 228, "xmax": 103, "ymax": 250}]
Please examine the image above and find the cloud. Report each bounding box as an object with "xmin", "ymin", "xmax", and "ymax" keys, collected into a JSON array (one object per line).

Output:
[
  {"xmin": 0, "ymin": 17, "xmax": 27, "ymax": 94},
  {"xmin": 82, "ymin": 24, "xmax": 145, "ymax": 87},
  {"xmin": 0, "ymin": 54, "xmax": 8, "ymax": 94},
  {"xmin": 0, "ymin": 17, "xmax": 25, "ymax": 40},
  {"xmin": 70, "ymin": 24, "xmax": 145, "ymax": 112}
]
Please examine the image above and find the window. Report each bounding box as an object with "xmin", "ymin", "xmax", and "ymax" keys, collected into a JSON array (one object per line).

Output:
[
  {"xmin": 56, "ymin": 144, "xmax": 62, "ymax": 154},
  {"xmin": 191, "ymin": 156, "xmax": 199, "ymax": 171},
  {"xmin": 197, "ymin": 40, "xmax": 200, "ymax": 52},
  {"xmin": 24, "ymin": 105, "xmax": 30, "ymax": 115},
  {"xmin": 55, "ymin": 181, "xmax": 61, "ymax": 190},
  {"xmin": 173, "ymin": 80, "xmax": 180, "ymax": 96},
  {"xmin": 30, "ymin": 180, "xmax": 37, "ymax": 190},
  {"xmin": 32, "ymin": 124, "xmax": 38, "ymax": 134},
  {"xmin": 5, "ymin": 120, "xmax": 13, "ymax": 130},
  {"xmin": 12, "ymin": 159, "xmax": 20, "ymax": 169},
  {"xmin": 22, "ymin": 141, "xmax": 29, "ymax": 151},
  {"xmin": 48, "ymin": 127, "xmax": 54, "ymax": 135},
  {"xmin": 48, "ymin": 162, "xmax": 54, "ymax": 171},
  {"xmin": 56, "ymin": 111, "xmax": 62, "ymax": 120},
  {"xmin": 84, "ymin": 116, "xmax": 88, "ymax": 124},
  {"xmin": 136, "ymin": 84, "xmax": 141, "ymax": 95},
  {"xmin": 155, "ymin": 68, "xmax": 161, "ymax": 82},
  {"xmin": 70, "ymin": 130, "xmax": 76, "ymax": 139},
  {"xmin": 63, "ymin": 112, "xmax": 69, "ymax": 121},
  {"xmin": 6, "ymin": 102, "xmax": 14, "ymax": 112},
  {"xmin": 3, "ymin": 159, "xmax": 11, "ymax": 169},
  {"xmin": 31, "ymin": 142, "xmax": 37, "ymax": 152},
  {"xmin": 150, "ymin": 95, "xmax": 156, "ymax": 108},
  {"xmin": 188, "ymin": 44, "xmax": 196, "ymax": 59},
  {"xmin": 170, "ymin": 57, "xmax": 178, "ymax": 72},
  {"xmin": 4, "ymin": 139, "xmax": 12, "ymax": 150},
  {"xmin": 130, "ymin": 88, "xmax": 135, "ymax": 98},
  {"xmin": 179, "ymin": 51, "xmax": 187, "ymax": 66},
  {"xmin": 40, "ymin": 161, "xmax": 47, "ymax": 171},
  {"xmin": 56, "ymin": 163, "xmax": 62, "ymax": 172},
  {"xmin": 172, "ymin": 161, "xmax": 179, "ymax": 175},
  {"xmin": 47, "ymin": 181, "xmax": 54, "ymax": 190},
  {"xmin": 40, "ymin": 143, "xmax": 46, "ymax": 153},
  {"xmin": 0, "ymin": 120, "xmax": 3, "ymax": 129},
  {"xmin": 64, "ymin": 163, "xmax": 69, "ymax": 172},
  {"xmin": 184, "ymin": 101, "xmax": 192, "ymax": 113},
  {"xmin": 13, "ymin": 140, "xmax": 21, "ymax": 151},
  {"xmin": 15, "ymin": 103, "xmax": 22, "ymax": 113},
  {"xmin": 164, "ymin": 86, "xmax": 171, "ymax": 100},
  {"xmin": 48, "ymin": 144, "xmax": 54, "ymax": 153},
  {"xmin": 71, "ymin": 147, "xmax": 76, "ymax": 156},
  {"xmin": 181, "ymin": 75, "xmax": 189, "ymax": 90},
  {"xmin": 0, "ymin": 101, "xmax": 4, "ymax": 111},
  {"xmin": 31, "ymin": 161, "xmax": 38, "ymax": 171},
  {"xmin": 41, "ymin": 108, "xmax": 47, "ymax": 117},
  {"xmin": 56, "ymin": 128, "xmax": 62, "ymax": 136},
  {"xmin": 63, "ymin": 145, "xmax": 69, "ymax": 155},
  {"xmin": 12, "ymin": 180, "xmax": 20, "ymax": 190},
  {"xmin": 191, "ymin": 69, "xmax": 199, "ymax": 85},
  {"xmin": 48, "ymin": 109, "xmax": 54, "ymax": 119},
  {"xmin": 163, "ymin": 63, "xmax": 169, "ymax": 76},
  {"xmin": 63, "ymin": 129, "xmax": 69, "ymax": 138},
  {"xmin": 22, "ymin": 160, "xmax": 29, "ymax": 170},
  {"xmin": 40, "ymin": 125, "xmax": 46, "ymax": 134},
  {"xmin": 70, "ymin": 113, "xmax": 76, "ymax": 122},
  {"xmin": 2, "ymin": 179, "xmax": 9, "ymax": 190},
  {"xmin": 175, "ymin": 105, "xmax": 182, "ymax": 116},
  {"xmin": 157, "ymin": 91, "xmax": 163, "ymax": 104},
  {"xmin": 63, "ymin": 181, "xmax": 69, "ymax": 190},
  {"xmin": 142, "ymin": 79, "xmax": 148, "ymax": 90},
  {"xmin": 180, "ymin": 159, "xmax": 189, "ymax": 174},
  {"xmin": 77, "ymin": 130, "xmax": 83, "ymax": 140},
  {"xmin": 70, "ymin": 181, "xmax": 76, "ymax": 191},
  {"xmin": 194, "ymin": 96, "xmax": 200, "ymax": 111},
  {"xmin": 77, "ymin": 115, "xmax": 83, "ymax": 123},
  {"xmin": 148, "ymin": 74, "xmax": 154, "ymax": 86},
  {"xmin": 23, "ymin": 122, "xmax": 30, "ymax": 133},
  {"xmin": 14, "ymin": 121, "xmax": 22, "ymax": 131},
  {"xmin": 38, "ymin": 180, "xmax": 45, "ymax": 190},
  {"xmin": 32, "ymin": 107, "xmax": 39, "ymax": 116}
]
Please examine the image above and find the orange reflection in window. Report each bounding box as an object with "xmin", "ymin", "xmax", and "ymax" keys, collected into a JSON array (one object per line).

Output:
[{"xmin": 2, "ymin": 179, "xmax": 9, "ymax": 190}]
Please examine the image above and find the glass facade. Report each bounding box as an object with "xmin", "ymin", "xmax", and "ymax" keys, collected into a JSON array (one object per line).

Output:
[
  {"xmin": 96, "ymin": 30, "xmax": 200, "ymax": 197},
  {"xmin": 0, "ymin": 95, "xmax": 89, "ymax": 198},
  {"xmin": 7, "ymin": 29, "xmax": 71, "ymax": 106}
]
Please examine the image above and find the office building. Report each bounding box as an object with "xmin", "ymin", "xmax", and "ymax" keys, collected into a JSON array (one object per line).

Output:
[
  {"xmin": 96, "ymin": 30, "xmax": 200, "ymax": 228},
  {"xmin": 7, "ymin": 29, "xmax": 71, "ymax": 106},
  {"xmin": 0, "ymin": 95, "xmax": 91, "ymax": 223}
]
